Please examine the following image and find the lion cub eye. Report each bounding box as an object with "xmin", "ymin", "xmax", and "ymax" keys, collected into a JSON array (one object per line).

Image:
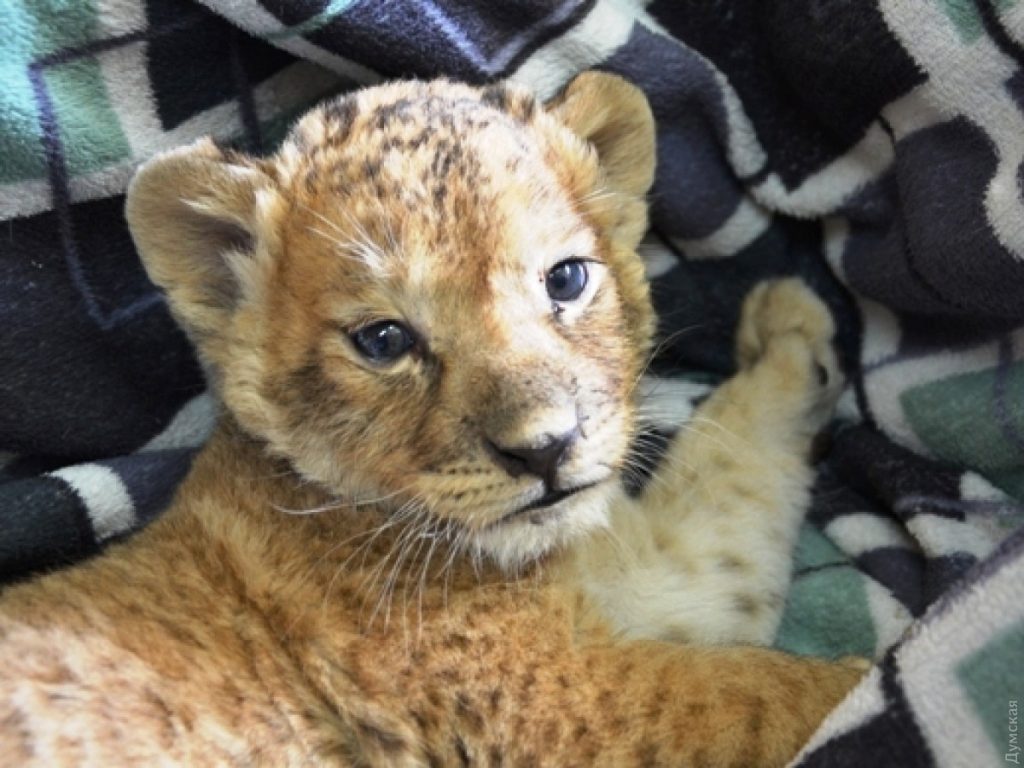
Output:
[
  {"xmin": 350, "ymin": 321, "xmax": 415, "ymax": 363},
  {"xmin": 546, "ymin": 259, "xmax": 588, "ymax": 302}
]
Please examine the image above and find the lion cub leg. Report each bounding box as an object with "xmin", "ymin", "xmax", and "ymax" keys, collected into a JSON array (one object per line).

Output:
[{"xmin": 573, "ymin": 278, "xmax": 841, "ymax": 645}]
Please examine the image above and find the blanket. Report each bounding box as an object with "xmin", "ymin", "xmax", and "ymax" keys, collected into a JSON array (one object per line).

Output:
[{"xmin": 1, "ymin": 1, "xmax": 1022, "ymax": 765}]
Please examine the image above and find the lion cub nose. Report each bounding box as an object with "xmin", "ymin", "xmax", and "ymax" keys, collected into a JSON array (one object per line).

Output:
[{"xmin": 487, "ymin": 428, "xmax": 580, "ymax": 485}]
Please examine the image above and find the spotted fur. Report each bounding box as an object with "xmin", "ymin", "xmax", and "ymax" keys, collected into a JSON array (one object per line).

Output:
[{"xmin": 0, "ymin": 74, "xmax": 864, "ymax": 766}]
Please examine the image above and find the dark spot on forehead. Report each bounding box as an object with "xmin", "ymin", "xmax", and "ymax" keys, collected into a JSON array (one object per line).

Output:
[
  {"xmin": 432, "ymin": 183, "xmax": 447, "ymax": 209},
  {"xmin": 429, "ymin": 138, "xmax": 457, "ymax": 178},
  {"xmin": 324, "ymin": 97, "xmax": 356, "ymax": 138},
  {"xmin": 291, "ymin": 97, "xmax": 358, "ymax": 155},
  {"xmin": 480, "ymin": 83, "xmax": 511, "ymax": 111},
  {"xmin": 480, "ymin": 83, "xmax": 536, "ymax": 122},
  {"xmin": 372, "ymin": 97, "xmax": 415, "ymax": 130},
  {"xmin": 514, "ymin": 94, "xmax": 536, "ymax": 122}
]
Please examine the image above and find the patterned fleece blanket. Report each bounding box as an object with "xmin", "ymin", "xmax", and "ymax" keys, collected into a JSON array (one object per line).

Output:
[{"xmin": 1, "ymin": 1, "xmax": 1023, "ymax": 765}]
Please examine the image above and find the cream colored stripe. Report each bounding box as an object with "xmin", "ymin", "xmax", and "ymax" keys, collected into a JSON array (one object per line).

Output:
[{"xmin": 50, "ymin": 464, "xmax": 135, "ymax": 542}]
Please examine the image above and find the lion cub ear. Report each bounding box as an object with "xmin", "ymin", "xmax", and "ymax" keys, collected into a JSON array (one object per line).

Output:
[
  {"xmin": 546, "ymin": 71, "xmax": 656, "ymax": 200},
  {"xmin": 126, "ymin": 138, "xmax": 277, "ymax": 345}
]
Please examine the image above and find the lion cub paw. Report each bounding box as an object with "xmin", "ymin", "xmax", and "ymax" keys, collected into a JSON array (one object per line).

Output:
[
  {"xmin": 736, "ymin": 278, "xmax": 843, "ymax": 425},
  {"xmin": 737, "ymin": 278, "xmax": 834, "ymax": 367}
]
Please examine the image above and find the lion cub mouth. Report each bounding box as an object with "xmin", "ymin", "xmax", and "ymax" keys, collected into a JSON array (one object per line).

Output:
[{"xmin": 497, "ymin": 481, "xmax": 601, "ymax": 526}]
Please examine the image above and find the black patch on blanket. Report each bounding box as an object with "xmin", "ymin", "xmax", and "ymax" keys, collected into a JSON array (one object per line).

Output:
[
  {"xmin": 146, "ymin": 1, "xmax": 295, "ymax": 132},
  {"xmin": 0, "ymin": 194, "xmax": 204, "ymax": 460},
  {"xmin": 798, "ymin": 652, "xmax": 937, "ymax": 768},
  {"xmin": 646, "ymin": 0, "xmax": 926, "ymax": 187},
  {"xmin": 0, "ymin": 476, "xmax": 97, "ymax": 583}
]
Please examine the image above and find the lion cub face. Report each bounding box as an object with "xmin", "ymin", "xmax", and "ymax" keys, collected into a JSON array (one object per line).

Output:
[{"xmin": 127, "ymin": 74, "xmax": 656, "ymax": 568}]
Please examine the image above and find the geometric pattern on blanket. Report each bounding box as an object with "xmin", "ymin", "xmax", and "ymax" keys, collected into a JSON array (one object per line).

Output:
[
  {"xmin": 792, "ymin": 524, "xmax": 1024, "ymax": 768},
  {"xmin": 2, "ymin": 1, "xmax": 1023, "ymax": 764},
  {"xmin": 0, "ymin": 0, "xmax": 353, "ymax": 579}
]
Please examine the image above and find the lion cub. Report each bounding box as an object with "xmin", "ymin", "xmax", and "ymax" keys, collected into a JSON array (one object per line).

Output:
[{"xmin": 0, "ymin": 74, "xmax": 862, "ymax": 766}]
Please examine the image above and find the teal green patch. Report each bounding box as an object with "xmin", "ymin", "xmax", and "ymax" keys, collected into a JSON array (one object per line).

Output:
[
  {"xmin": 774, "ymin": 525, "xmax": 876, "ymax": 658},
  {"xmin": 937, "ymin": 0, "xmax": 984, "ymax": 42},
  {"xmin": 994, "ymin": 0, "xmax": 1018, "ymax": 12},
  {"xmin": 902, "ymin": 363, "xmax": 1024, "ymax": 502},
  {"xmin": 267, "ymin": 0, "xmax": 360, "ymax": 41},
  {"xmin": 0, "ymin": 0, "xmax": 101, "ymax": 183},
  {"xmin": 0, "ymin": 69, "xmax": 47, "ymax": 183},
  {"xmin": 791, "ymin": 522, "xmax": 849, "ymax": 570},
  {"xmin": 23, "ymin": 0, "xmax": 99, "ymax": 58},
  {"xmin": 956, "ymin": 621, "xmax": 1024, "ymax": 761},
  {"xmin": 0, "ymin": 1, "xmax": 69, "ymax": 183},
  {"xmin": 989, "ymin": 469, "xmax": 1024, "ymax": 503},
  {"xmin": 44, "ymin": 58, "xmax": 131, "ymax": 175}
]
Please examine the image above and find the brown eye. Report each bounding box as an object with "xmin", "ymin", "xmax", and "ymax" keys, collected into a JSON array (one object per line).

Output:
[
  {"xmin": 546, "ymin": 260, "xmax": 588, "ymax": 302},
  {"xmin": 351, "ymin": 321, "xmax": 414, "ymax": 363}
]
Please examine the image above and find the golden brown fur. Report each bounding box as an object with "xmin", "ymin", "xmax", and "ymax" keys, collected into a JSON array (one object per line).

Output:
[{"xmin": 0, "ymin": 74, "xmax": 864, "ymax": 766}]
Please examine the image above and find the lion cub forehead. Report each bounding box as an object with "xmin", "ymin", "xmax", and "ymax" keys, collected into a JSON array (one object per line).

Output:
[
  {"xmin": 289, "ymin": 80, "xmax": 540, "ymax": 155},
  {"xmin": 277, "ymin": 81, "xmax": 590, "ymax": 288}
]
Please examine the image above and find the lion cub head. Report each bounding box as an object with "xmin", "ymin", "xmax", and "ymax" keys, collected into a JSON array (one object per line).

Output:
[{"xmin": 126, "ymin": 73, "xmax": 656, "ymax": 568}]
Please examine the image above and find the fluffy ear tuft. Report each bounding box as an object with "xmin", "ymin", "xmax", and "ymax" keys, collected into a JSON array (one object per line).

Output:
[
  {"xmin": 546, "ymin": 71, "xmax": 656, "ymax": 199},
  {"xmin": 125, "ymin": 138, "xmax": 274, "ymax": 344}
]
